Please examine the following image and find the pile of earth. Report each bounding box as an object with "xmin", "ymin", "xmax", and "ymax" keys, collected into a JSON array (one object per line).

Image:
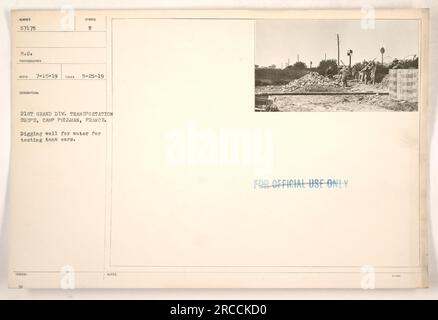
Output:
[
  {"xmin": 375, "ymin": 74, "xmax": 390, "ymax": 89},
  {"xmin": 285, "ymin": 72, "xmax": 340, "ymax": 91},
  {"xmin": 255, "ymin": 71, "xmax": 342, "ymax": 94}
]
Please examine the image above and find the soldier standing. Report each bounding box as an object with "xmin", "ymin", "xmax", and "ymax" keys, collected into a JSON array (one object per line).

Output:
[
  {"xmin": 369, "ymin": 62, "xmax": 377, "ymax": 85},
  {"xmin": 339, "ymin": 66, "xmax": 349, "ymax": 87},
  {"xmin": 360, "ymin": 64, "xmax": 369, "ymax": 83},
  {"xmin": 351, "ymin": 65, "xmax": 359, "ymax": 80}
]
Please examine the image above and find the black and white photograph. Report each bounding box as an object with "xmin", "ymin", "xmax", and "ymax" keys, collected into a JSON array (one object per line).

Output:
[
  {"xmin": 255, "ymin": 19, "xmax": 420, "ymax": 112},
  {"xmin": 1, "ymin": 3, "xmax": 436, "ymax": 303}
]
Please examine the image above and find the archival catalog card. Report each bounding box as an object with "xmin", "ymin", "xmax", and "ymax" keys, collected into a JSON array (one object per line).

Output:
[{"xmin": 8, "ymin": 9, "xmax": 429, "ymax": 288}]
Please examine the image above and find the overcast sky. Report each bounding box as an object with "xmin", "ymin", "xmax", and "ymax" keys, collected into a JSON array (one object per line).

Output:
[{"xmin": 255, "ymin": 19, "xmax": 419, "ymax": 68}]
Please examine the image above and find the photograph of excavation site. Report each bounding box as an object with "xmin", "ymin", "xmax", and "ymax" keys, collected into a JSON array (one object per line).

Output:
[{"xmin": 255, "ymin": 20, "xmax": 419, "ymax": 112}]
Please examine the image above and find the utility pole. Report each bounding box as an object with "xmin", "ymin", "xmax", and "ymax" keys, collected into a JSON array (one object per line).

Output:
[
  {"xmin": 297, "ymin": 54, "xmax": 299, "ymax": 62},
  {"xmin": 347, "ymin": 49, "xmax": 353, "ymax": 69},
  {"xmin": 324, "ymin": 53, "xmax": 327, "ymax": 61},
  {"xmin": 337, "ymin": 34, "xmax": 340, "ymax": 66},
  {"xmin": 380, "ymin": 47, "xmax": 385, "ymax": 64}
]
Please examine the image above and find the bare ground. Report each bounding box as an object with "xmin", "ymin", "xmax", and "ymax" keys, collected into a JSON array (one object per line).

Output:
[{"xmin": 255, "ymin": 80, "xmax": 418, "ymax": 112}]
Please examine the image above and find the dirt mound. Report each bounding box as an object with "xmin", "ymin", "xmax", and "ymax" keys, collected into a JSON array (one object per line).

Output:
[
  {"xmin": 284, "ymin": 72, "xmax": 340, "ymax": 92},
  {"xmin": 254, "ymin": 71, "xmax": 365, "ymax": 94},
  {"xmin": 375, "ymin": 74, "xmax": 390, "ymax": 89}
]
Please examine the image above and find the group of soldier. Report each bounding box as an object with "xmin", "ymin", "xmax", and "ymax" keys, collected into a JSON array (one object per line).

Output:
[
  {"xmin": 337, "ymin": 60, "xmax": 378, "ymax": 87},
  {"xmin": 324, "ymin": 56, "xmax": 417, "ymax": 88},
  {"xmin": 354, "ymin": 61, "xmax": 378, "ymax": 85}
]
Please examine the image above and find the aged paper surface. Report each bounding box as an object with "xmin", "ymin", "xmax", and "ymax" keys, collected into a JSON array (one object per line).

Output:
[{"xmin": 8, "ymin": 9, "xmax": 429, "ymax": 288}]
